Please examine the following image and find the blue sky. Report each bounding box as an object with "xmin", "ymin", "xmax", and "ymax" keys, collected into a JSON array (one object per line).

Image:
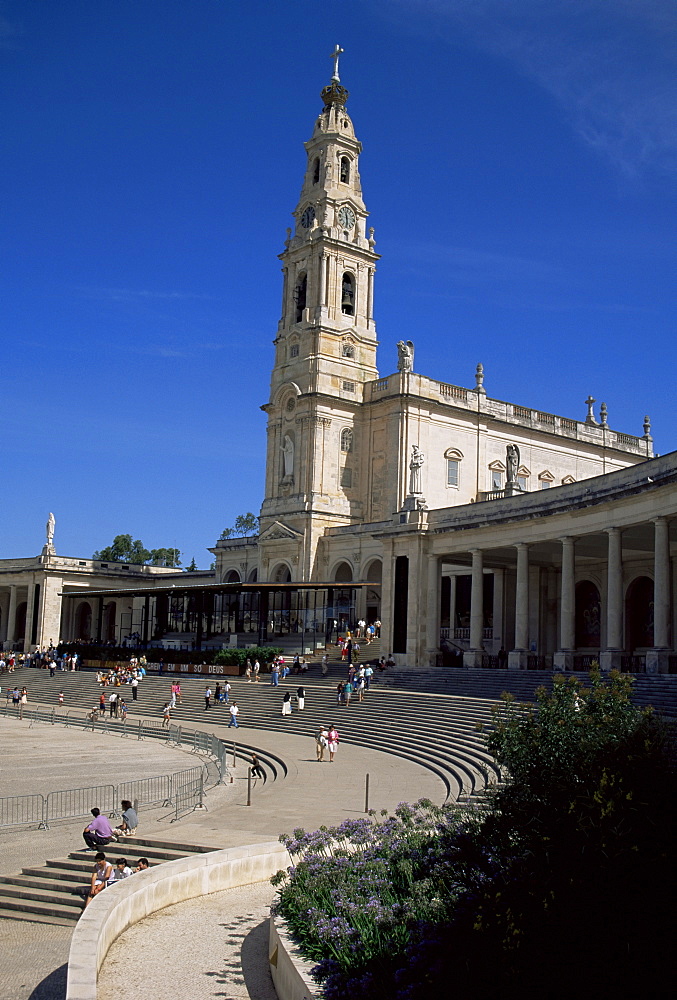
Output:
[{"xmin": 1, "ymin": 0, "xmax": 675, "ymax": 565}]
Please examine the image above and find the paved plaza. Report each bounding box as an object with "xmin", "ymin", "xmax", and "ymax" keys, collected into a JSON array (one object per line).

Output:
[{"xmin": 0, "ymin": 690, "xmax": 443, "ymax": 1000}]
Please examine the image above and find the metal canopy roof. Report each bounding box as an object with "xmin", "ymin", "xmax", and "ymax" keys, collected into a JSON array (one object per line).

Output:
[{"xmin": 63, "ymin": 581, "xmax": 380, "ymax": 599}]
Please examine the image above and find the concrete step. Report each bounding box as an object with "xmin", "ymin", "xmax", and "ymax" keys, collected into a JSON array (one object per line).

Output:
[
  {"xmin": 0, "ymin": 895, "xmax": 81, "ymax": 922},
  {"xmin": 0, "ymin": 883, "xmax": 84, "ymax": 908},
  {"xmin": 0, "ymin": 906, "xmax": 76, "ymax": 927}
]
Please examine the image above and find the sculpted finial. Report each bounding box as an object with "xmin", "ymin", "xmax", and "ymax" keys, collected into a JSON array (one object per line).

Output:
[{"xmin": 330, "ymin": 44, "xmax": 344, "ymax": 82}]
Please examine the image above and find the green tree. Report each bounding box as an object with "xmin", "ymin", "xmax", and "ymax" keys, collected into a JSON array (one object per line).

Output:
[
  {"xmin": 93, "ymin": 534, "xmax": 150, "ymax": 564},
  {"xmin": 219, "ymin": 513, "xmax": 259, "ymax": 539},
  {"xmin": 93, "ymin": 536, "xmax": 180, "ymax": 566},
  {"xmin": 149, "ymin": 548, "xmax": 182, "ymax": 567},
  {"xmin": 234, "ymin": 512, "xmax": 259, "ymax": 536},
  {"xmin": 186, "ymin": 557, "xmax": 198, "ymax": 572}
]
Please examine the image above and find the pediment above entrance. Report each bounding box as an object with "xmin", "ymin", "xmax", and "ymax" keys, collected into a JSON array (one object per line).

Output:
[{"xmin": 258, "ymin": 521, "xmax": 304, "ymax": 543}]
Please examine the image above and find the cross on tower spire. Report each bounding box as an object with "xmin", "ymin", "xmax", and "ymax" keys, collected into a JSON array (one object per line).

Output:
[{"xmin": 330, "ymin": 44, "xmax": 344, "ymax": 82}]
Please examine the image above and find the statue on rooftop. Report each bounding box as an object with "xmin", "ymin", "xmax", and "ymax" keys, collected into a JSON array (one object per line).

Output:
[{"xmin": 397, "ymin": 340, "xmax": 414, "ymax": 373}]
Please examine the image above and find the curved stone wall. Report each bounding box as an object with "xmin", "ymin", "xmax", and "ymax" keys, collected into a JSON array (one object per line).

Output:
[{"xmin": 66, "ymin": 841, "xmax": 290, "ymax": 1000}]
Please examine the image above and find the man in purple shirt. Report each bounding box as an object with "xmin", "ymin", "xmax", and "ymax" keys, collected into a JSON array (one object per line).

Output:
[{"xmin": 83, "ymin": 808, "xmax": 114, "ymax": 850}]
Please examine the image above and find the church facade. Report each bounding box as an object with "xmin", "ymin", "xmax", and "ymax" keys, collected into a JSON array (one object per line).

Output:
[
  {"xmin": 214, "ymin": 65, "xmax": 674, "ymax": 672},
  {"xmin": 2, "ymin": 61, "xmax": 675, "ymax": 673}
]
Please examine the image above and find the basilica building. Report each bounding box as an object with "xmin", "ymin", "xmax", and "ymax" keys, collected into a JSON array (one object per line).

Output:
[{"xmin": 1, "ymin": 61, "xmax": 675, "ymax": 674}]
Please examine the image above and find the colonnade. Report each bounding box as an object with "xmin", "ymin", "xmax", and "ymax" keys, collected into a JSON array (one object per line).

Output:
[{"xmin": 427, "ymin": 516, "xmax": 674, "ymax": 673}]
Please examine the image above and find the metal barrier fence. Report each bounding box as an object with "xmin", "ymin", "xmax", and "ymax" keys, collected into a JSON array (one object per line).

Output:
[
  {"xmin": 0, "ymin": 703, "xmax": 231, "ymax": 828},
  {"xmin": 0, "ymin": 794, "xmax": 46, "ymax": 830},
  {"xmin": 118, "ymin": 774, "xmax": 172, "ymax": 808},
  {"xmin": 46, "ymin": 783, "xmax": 118, "ymax": 822},
  {"xmin": 171, "ymin": 767, "xmax": 205, "ymax": 822}
]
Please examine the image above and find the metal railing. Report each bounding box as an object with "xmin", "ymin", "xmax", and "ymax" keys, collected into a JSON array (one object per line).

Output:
[
  {"xmin": 0, "ymin": 704, "xmax": 231, "ymax": 828},
  {"xmin": 0, "ymin": 794, "xmax": 46, "ymax": 830}
]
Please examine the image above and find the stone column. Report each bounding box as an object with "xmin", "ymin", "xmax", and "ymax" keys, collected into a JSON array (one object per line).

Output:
[
  {"xmin": 509, "ymin": 543, "xmax": 529, "ymax": 669},
  {"xmin": 601, "ymin": 527, "xmax": 623, "ymax": 671},
  {"xmin": 6, "ymin": 585, "xmax": 17, "ymax": 645},
  {"xmin": 554, "ymin": 536, "xmax": 575, "ymax": 670},
  {"xmin": 448, "ymin": 574, "xmax": 457, "ymax": 633},
  {"xmin": 318, "ymin": 253, "xmax": 327, "ymax": 310},
  {"xmin": 646, "ymin": 517, "xmax": 671, "ymax": 673},
  {"xmin": 492, "ymin": 569, "xmax": 504, "ymax": 652},
  {"xmin": 464, "ymin": 549, "xmax": 484, "ymax": 668},
  {"xmin": 425, "ymin": 554, "xmax": 442, "ymax": 667}
]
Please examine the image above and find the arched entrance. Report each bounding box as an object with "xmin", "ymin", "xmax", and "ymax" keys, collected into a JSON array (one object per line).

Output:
[
  {"xmin": 14, "ymin": 602, "xmax": 27, "ymax": 644},
  {"xmin": 103, "ymin": 601, "xmax": 117, "ymax": 643},
  {"xmin": 575, "ymin": 581, "xmax": 601, "ymax": 648},
  {"xmin": 225, "ymin": 569, "xmax": 241, "ymax": 583},
  {"xmin": 365, "ymin": 559, "xmax": 382, "ymax": 624},
  {"xmin": 625, "ymin": 576, "xmax": 654, "ymax": 650},
  {"xmin": 332, "ymin": 561, "xmax": 354, "ymax": 631},
  {"xmin": 74, "ymin": 602, "xmax": 92, "ymax": 641}
]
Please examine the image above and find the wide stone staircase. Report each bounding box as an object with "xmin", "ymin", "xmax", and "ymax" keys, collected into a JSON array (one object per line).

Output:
[
  {"xmin": 8, "ymin": 662, "xmax": 502, "ymax": 806},
  {"xmin": 0, "ymin": 836, "xmax": 214, "ymax": 925}
]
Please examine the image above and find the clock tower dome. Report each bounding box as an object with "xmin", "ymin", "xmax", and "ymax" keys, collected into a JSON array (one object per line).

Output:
[{"xmin": 259, "ymin": 49, "xmax": 380, "ymax": 581}]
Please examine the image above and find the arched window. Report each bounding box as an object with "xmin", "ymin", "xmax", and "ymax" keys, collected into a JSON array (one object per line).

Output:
[
  {"xmin": 575, "ymin": 581, "xmax": 601, "ymax": 648},
  {"xmin": 340, "ymin": 428, "xmax": 353, "ymax": 452},
  {"xmin": 225, "ymin": 569, "xmax": 241, "ymax": 583},
  {"xmin": 445, "ymin": 448, "xmax": 463, "ymax": 488},
  {"xmin": 340, "ymin": 156, "xmax": 350, "ymax": 183},
  {"xmin": 312, "ymin": 158, "xmax": 320, "ymax": 184},
  {"xmin": 341, "ymin": 272, "xmax": 355, "ymax": 316},
  {"xmin": 295, "ymin": 273, "xmax": 307, "ymax": 323}
]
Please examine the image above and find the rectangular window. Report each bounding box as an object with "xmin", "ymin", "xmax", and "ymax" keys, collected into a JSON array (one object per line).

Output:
[
  {"xmin": 491, "ymin": 470, "xmax": 503, "ymax": 490},
  {"xmin": 446, "ymin": 459, "xmax": 459, "ymax": 487},
  {"xmin": 290, "ymin": 344, "xmax": 299, "ymax": 358},
  {"xmin": 517, "ymin": 476, "xmax": 528, "ymax": 491},
  {"xmin": 540, "ymin": 480, "xmax": 551, "ymax": 489},
  {"xmin": 341, "ymin": 467, "xmax": 353, "ymax": 488},
  {"xmin": 342, "ymin": 381, "xmax": 356, "ymax": 392}
]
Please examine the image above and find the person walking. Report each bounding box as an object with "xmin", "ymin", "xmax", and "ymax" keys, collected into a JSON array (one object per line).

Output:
[
  {"xmin": 131, "ymin": 676, "xmax": 139, "ymax": 701},
  {"xmin": 19, "ymin": 687, "xmax": 28, "ymax": 720},
  {"xmin": 99, "ymin": 692, "xmax": 106, "ymax": 716},
  {"xmin": 355, "ymin": 675, "xmax": 365, "ymax": 702},
  {"xmin": 253, "ymin": 659, "xmax": 260, "ymax": 683},
  {"xmin": 162, "ymin": 703, "xmax": 171, "ymax": 728},
  {"xmin": 297, "ymin": 685, "xmax": 305, "ymax": 710},
  {"xmin": 270, "ymin": 661, "xmax": 279, "ymax": 687},
  {"xmin": 327, "ymin": 725, "xmax": 339, "ymax": 762},
  {"xmin": 315, "ymin": 726, "xmax": 328, "ymax": 762},
  {"xmin": 364, "ymin": 664, "xmax": 374, "ymax": 689},
  {"xmin": 223, "ymin": 681, "xmax": 231, "ymax": 704},
  {"xmin": 321, "ymin": 654, "xmax": 329, "ymax": 677},
  {"xmin": 215, "ymin": 683, "xmax": 222, "ymax": 704},
  {"xmin": 282, "ymin": 691, "xmax": 292, "ymax": 716},
  {"xmin": 58, "ymin": 690, "xmax": 64, "ymax": 707},
  {"xmin": 336, "ymin": 680, "xmax": 345, "ymax": 704},
  {"xmin": 204, "ymin": 686, "xmax": 212, "ymax": 710},
  {"xmin": 119, "ymin": 698, "xmax": 128, "ymax": 722},
  {"xmin": 109, "ymin": 691, "xmax": 118, "ymax": 718},
  {"xmin": 228, "ymin": 702, "xmax": 239, "ymax": 728},
  {"xmin": 245, "ymin": 659, "xmax": 252, "ymax": 682},
  {"xmin": 344, "ymin": 680, "xmax": 353, "ymax": 706},
  {"xmin": 250, "ymin": 753, "xmax": 264, "ymax": 779}
]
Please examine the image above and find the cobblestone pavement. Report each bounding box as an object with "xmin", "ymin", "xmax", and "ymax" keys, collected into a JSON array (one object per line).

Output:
[
  {"xmin": 97, "ymin": 882, "xmax": 278, "ymax": 1000},
  {"xmin": 0, "ymin": 920, "xmax": 70, "ymax": 1000}
]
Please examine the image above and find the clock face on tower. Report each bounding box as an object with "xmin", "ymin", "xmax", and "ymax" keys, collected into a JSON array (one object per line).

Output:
[
  {"xmin": 300, "ymin": 205, "xmax": 315, "ymax": 228},
  {"xmin": 338, "ymin": 205, "xmax": 356, "ymax": 230}
]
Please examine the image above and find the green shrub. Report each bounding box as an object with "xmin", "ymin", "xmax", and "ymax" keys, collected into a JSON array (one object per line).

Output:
[{"xmin": 212, "ymin": 646, "xmax": 282, "ymax": 669}]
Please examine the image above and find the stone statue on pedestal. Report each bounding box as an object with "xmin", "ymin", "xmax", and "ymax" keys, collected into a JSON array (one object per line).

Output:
[
  {"xmin": 506, "ymin": 444, "xmax": 520, "ymax": 485},
  {"xmin": 43, "ymin": 511, "xmax": 56, "ymax": 556},
  {"xmin": 281, "ymin": 435, "xmax": 294, "ymax": 477},
  {"xmin": 409, "ymin": 445, "xmax": 424, "ymax": 495},
  {"xmin": 397, "ymin": 340, "xmax": 414, "ymax": 373}
]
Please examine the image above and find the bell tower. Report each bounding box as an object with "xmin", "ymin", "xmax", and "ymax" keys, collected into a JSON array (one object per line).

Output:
[{"xmin": 260, "ymin": 49, "xmax": 380, "ymax": 581}]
